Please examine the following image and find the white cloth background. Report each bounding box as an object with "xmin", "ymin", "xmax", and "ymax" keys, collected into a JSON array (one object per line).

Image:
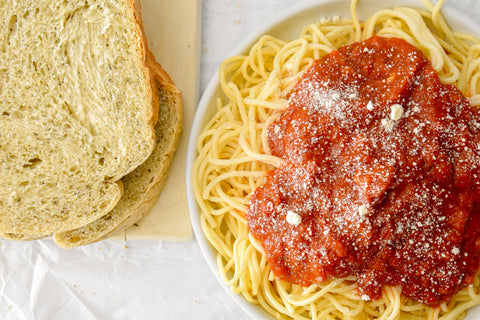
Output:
[{"xmin": 1, "ymin": 0, "xmax": 479, "ymax": 319}]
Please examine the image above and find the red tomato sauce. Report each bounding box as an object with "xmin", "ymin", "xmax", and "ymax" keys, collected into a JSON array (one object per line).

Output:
[{"xmin": 246, "ymin": 36, "xmax": 480, "ymax": 305}]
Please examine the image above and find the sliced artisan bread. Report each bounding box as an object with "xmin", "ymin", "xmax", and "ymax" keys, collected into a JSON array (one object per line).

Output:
[
  {"xmin": 0, "ymin": 232, "xmax": 46, "ymax": 241},
  {"xmin": 0, "ymin": 0, "xmax": 158, "ymax": 234},
  {"xmin": 53, "ymin": 52, "xmax": 183, "ymax": 248}
]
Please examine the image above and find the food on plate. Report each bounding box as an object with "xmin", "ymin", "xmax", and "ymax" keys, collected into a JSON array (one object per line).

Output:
[
  {"xmin": 249, "ymin": 34, "xmax": 480, "ymax": 305},
  {"xmin": 192, "ymin": 0, "xmax": 480, "ymax": 318},
  {"xmin": 0, "ymin": 0, "xmax": 182, "ymax": 247}
]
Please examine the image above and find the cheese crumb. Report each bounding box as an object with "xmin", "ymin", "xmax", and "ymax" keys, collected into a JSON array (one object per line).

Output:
[
  {"xmin": 358, "ymin": 204, "xmax": 368, "ymax": 216},
  {"xmin": 390, "ymin": 104, "xmax": 404, "ymax": 120},
  {"xmin": 366, "ymin": 101, "xmax": 374, "ymax": 111},
  {"xmin": 361, "ymin": 294, "xmax": 371, "ymax": 301},
  {"xmin": 452, "ymin": 247, "xmax": 460, "ymax": 255},
  {"xmin": 381, "ymin": 118, "xmax": 394, "ymax": 132},
  {"xmin": 286, "ymin": 210, "xmax": 302, "ymax": 226}
]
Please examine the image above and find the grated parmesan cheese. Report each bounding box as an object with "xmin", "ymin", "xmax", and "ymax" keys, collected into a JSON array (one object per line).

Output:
[
  {"xmin": 381, "ymin": 118, "xmax": 394, "ymax": 132},
  {"xmin": 361, "ymin": 294, "xmax": 371, "ymax": 301},
  {"xmin": 286, "ymin": 210, "xmax": 302, "ymax": 226},
  {"xmin": 358, "ymin": 204, "xmax": 368, "ymax": 216},
  {"xmin": 390, "ymin": 104, "xmax": 404, "ymax": 120},
  {"xmin": 366, "ymin": 100, "xmax": 374, "ymax": 111}
]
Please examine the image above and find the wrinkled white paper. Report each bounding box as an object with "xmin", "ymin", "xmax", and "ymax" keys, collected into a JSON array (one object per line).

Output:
[{"xmin": 0, "ymin": 240, "xmax": 244, "ymax": 320}]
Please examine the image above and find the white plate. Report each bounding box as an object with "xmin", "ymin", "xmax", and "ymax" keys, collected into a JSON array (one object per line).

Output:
[{"xmin": 186, "ymin": 0, "xmax": 480, "ymax": 319}]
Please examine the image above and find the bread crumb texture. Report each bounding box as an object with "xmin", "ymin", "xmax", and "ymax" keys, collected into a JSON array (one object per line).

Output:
[
  {"xmin": 0, "ymin": 0, "xmax": 156, "ymax": 234},
  {"xmin": 53, "ymin": 62, "xmax": 183, "ymax": 248}
]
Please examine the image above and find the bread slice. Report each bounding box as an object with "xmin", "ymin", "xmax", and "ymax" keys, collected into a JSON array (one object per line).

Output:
[
  {"xmin": 0, "ymin": 232, "xmax": 46, "ymax": 241},
  {"xmin": 0, "ymin": 0, "xmax": 158, "ymax": 234},
  {"xmin": 53, "ymin": 52, "xmax": 183, "ymax": 248},
  {"xmin": 0, "ymin": 53, "xmax": 182, "ymax": 246}
]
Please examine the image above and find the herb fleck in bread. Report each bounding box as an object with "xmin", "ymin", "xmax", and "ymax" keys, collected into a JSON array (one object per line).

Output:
[{"xmin": 0, "ymin": 0, "xmax": 159, "ymax": 234}]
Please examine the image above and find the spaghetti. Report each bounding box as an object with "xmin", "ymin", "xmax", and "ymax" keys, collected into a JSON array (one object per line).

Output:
[{"xmin": 192, "ymin": 0, "xmax": 480, "ymax": 319}]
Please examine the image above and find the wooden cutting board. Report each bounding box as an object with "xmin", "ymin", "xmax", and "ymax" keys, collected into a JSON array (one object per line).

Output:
[{"xmin": 115, "ymin": 0, "xmax": 201, "ymax": 241}]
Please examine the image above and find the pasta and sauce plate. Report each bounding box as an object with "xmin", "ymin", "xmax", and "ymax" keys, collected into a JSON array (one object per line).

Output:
[{"xmin": 186, "ymin": 0, "xmax": 480, "ymax": 319}]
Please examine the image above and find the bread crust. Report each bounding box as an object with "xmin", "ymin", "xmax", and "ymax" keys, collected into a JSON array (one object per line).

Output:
[{"xmin": 128, "ymin": 0, "xmax": 160, "ymax": 127}]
